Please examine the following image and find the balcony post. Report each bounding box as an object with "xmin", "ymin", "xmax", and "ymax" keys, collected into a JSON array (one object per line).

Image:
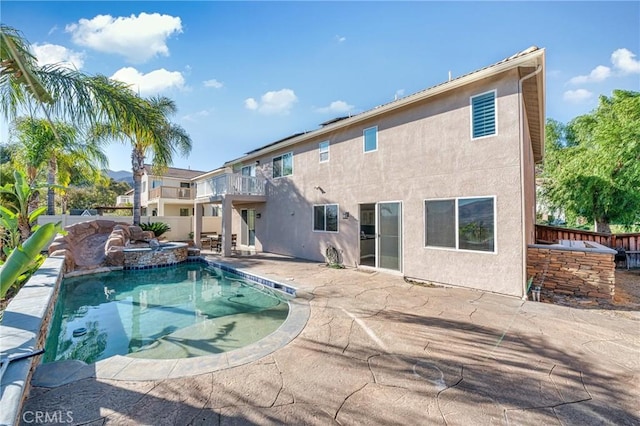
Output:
[
  {"xmin": 221, "ymin": 196, "xmax": 233, "ymax": 256},
  {"xmin": 194, "ymin": 202, "xmax": 203, "ymax": 247}
]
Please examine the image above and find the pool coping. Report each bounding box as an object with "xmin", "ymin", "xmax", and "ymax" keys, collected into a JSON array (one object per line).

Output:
[
  {"xmin": 0, "ymin": 255, "xmax": 65, "ymax": 426},
  {"xmin": 29, "ymin": 257, "xmax": 310, "ymax": 386}
]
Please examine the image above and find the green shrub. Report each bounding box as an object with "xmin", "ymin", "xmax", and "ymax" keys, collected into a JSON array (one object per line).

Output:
[{"xmin": 140, "ymin": 222, "xmax": 171, "ymax": 238}]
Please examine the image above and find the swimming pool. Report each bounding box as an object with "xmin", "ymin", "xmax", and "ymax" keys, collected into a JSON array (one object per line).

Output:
[{"xmin": 44, "ymin": 263, "xmax": 290, "ymax": 363}]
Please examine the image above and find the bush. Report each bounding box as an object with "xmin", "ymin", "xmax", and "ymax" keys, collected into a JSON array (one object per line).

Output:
[{"xmin": 140, "ymin": 222, "xmax": 171, "ymax": 238}]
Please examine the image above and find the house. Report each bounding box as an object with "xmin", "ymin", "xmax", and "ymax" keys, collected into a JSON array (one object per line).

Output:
[
  {"xmin": 115, "ymin": 188, "xmax": 134, "ymax": 207},
  {"xmin": 140, "ymin": 165, "xmax": 206, "ymax": 217},
  {"xmin": 193, "ymin": 46, "xmax": 545, "ymax": 297}
]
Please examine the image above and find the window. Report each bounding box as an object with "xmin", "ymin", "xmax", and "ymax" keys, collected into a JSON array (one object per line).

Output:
[
  {"xmin": 313, "ymin": 204, "xmax": 338, "ymax": 232},
  {"xmin": 471, "ymin": 91, "xmax": 496, "ymax": 139},
  {"xmin": 152, "ymin": 179, "xmax": 163, "ymax": 189},
  {"xmin": 211, "ymin": 206, "xmax": 221, "ymax": 216},
  {"xmin": 425, "ymin": 197, "xmax": 495, "ymax": 252},
  {"xmin": 241, "ymin": 165, "xmax": 256, "ymax": 177},
  {"xmin": 363, "ymin": 126, "xmax": 378, "ymax": 152},
  {"xmin": 273, "ymin": 152, "xmax": 293, "ymax": 178},
  {"xmin": 180, "ymin": 208, "xmax": 190, "ymax": 217},
  {"xmin": 319, "ymin": 141, "xmax": 329, "ymax": 163},
  {"xmin": 142, "ymin": 182, "xmax": 147, "ymax": 193}
]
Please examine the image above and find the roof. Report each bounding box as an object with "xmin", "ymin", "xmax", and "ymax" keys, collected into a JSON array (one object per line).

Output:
[
  {"xmin": 144, "ymin": 164, "xmax": 207, "ymax": 180},
  {"xmin": 225, "ymin": 46, "xmax": 545, "ymax": 166}
]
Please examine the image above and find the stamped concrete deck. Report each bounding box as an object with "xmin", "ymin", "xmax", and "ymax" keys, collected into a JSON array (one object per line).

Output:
[{"xmin": 20, "ymin": 254, "xmax": 640, "ymax": 425}]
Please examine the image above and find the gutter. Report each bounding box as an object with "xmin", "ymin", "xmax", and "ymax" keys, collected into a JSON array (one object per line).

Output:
[{"xmin": 518, "ymin": 64, "xmax": 542, "ymax": 300}]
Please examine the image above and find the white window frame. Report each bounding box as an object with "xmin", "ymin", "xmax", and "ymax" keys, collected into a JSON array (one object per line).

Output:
[
  {"xmin": 470, "ymin": 89, "xmax": 498, "ymax": 140},
  {"xmin": 319, "ymin": 141, "xmax": 330, "ymax": 163},
  {"xmin": 272, "ymin": 152, "xmax": 294, "ymax": 178},
  {"xmin": 424, "ymin": 195, "xmax": 497, "ymax": 254},
  {"xmin": 312, "ymin": 204, "xmax": 339, "ymax": 233},
  {"xmin": 363, "ymin": 126, "xmax": 378, "ymax": 153},
  {"xmin": 241, "ymin": 165, "xmax": 256, "ymax": 177}
]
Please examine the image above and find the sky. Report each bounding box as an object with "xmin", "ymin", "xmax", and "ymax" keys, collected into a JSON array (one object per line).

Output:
[{"xmin": 2, "ymin": 1, "xmax": 639, "ymax": 173}]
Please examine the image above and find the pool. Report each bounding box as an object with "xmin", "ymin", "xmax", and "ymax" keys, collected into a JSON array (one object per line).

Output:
[{"xmin": 43, "ymin": 263, "xmax": 290, "ymax": 363}]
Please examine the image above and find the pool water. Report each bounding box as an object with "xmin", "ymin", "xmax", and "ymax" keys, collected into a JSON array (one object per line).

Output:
[{"xmin": 44, "ymin": 264, "xmax": 289, "ymax": 363}]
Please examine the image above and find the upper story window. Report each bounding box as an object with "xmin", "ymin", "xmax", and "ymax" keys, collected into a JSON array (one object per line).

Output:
[
  {"xmin": 363, "ymin": 126, "xmax": 378, "ymax": 152},
  {"xmin": 319, "ymin": 141, "xmax": 329, "ymax": 163},
  {"xmin": 313, "ymin": 204, "xmax": 338, "ymax": 233},
  {"xmin": 151, "ymin": 179, "xmax": 163, "ymax": 189},
  {"xmin": 142, "ymin": 182, "xmax": 147, "ymax": 193},
  {"xmin": 425, "ymin": 196, "xmax": 496, "ymax": 253},
  {"xmin": 241, "ymin": 165, "xmax": 256, "ymax": 177},
  {"xmin": 273, "ymin": 152, "xmax": 293, "ymax": 178},
  {"xmin": 471, "ymin": 90, "xmax": 497, "ymax": 139}
]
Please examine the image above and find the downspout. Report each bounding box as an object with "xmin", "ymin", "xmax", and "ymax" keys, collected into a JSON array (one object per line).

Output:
[{"xmin": 518, "ymin": 64, "xmax": 542, "ymax": 300}]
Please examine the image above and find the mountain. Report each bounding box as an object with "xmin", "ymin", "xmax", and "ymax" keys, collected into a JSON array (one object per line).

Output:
[{"xmin": 107, "ymin": 170, "xmax": 133, "ymax": 184}]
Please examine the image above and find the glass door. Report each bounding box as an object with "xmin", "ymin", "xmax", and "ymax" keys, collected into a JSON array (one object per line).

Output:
[
  {"xmin": 241, "ymin": 209, "xmax": 256, "ymax": 246},
  {"xmin": 377, "ymin": 202, "xmax": 402, "ymax": 271}
]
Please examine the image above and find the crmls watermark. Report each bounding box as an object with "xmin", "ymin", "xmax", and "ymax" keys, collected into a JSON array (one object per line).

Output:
[{"xmin": 22, "ymin": 410, "xmax": 74, "ymax": 424}]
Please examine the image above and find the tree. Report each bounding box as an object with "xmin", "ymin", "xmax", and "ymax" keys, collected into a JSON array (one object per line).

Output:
[
  {"xmin": 1, "ymin": 24, "xmax": 168, "ymax": 156},
  {"xmin": 91, "ymin": 96, "xmax": 192, "ymax": 225},
  {"xmin": 540, "ymin": 90, "xmax": 640, "ymax": 232},
  {"xmin": 66, "ymin": 178, "xmax": 131, "ymax": 211},
  {"xmin": 11, "ymin": 117, "xmax": 108, "ymax": 214}
]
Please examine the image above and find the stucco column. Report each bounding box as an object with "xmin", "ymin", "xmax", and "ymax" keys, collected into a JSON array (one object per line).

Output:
[
  {"xmin": 158, "ymin": 200, "xmax": 165, "ymax": 216},
  {"xmin": 221, "ymin": 196, "xmax": 233, "ymax": 256},
  {"xmin": 194, "ymin": 202, "xmax": 203, "ymax": 247}
]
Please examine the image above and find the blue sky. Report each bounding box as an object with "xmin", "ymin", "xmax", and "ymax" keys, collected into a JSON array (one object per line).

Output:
[{"xmin": 2, "ymin": 1, "xmax": 639, "ymax": 173}]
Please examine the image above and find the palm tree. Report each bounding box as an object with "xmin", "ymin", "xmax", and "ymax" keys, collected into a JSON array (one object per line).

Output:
[
  {"xmin": 91, "ymin": 96, "xmax": 192, "ymax": 225},
  {"xmin": 1, "ymin": 24, "xmax": 177, "ymax": 223},
  {"xmin": 1, "ymin": 24, "xmax": 167, "ymax": 154},
  {"xmin": 12, "ymin": 117, "xmax": 109, "ymax": 214}
]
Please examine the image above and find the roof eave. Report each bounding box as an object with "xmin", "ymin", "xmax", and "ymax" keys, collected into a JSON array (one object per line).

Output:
[{"xmin": 227, "ymin": 48, "xmax": 546, "ymax": 165}]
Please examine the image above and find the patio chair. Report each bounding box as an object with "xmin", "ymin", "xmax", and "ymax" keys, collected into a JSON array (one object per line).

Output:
[{"xmin": 231, "ymin": 234, "xmax": 237, "ymax": 251}]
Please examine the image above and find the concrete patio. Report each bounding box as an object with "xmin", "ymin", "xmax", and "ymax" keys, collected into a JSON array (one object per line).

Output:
[{"xmin": 20, "ymin": 254, "xmax": 640, "ymax": 425}]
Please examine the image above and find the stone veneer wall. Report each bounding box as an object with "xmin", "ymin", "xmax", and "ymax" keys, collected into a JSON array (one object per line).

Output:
[
  {"xmin": 123, "ymin": 245, "xmax": 188, "ymax": 268},
  {"xmin": 527, "ymin": 245, "xmax": 615, "ymax": 300}
]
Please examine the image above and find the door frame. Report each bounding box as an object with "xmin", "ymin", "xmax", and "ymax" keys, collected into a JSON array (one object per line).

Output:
[{"xmin": 240, "ymin": 208, "xmax": 256, "ymax": 247}]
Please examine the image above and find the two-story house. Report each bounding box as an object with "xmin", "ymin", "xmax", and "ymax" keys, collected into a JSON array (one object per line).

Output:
[
  {"xmin": 140, "ymin": 165, "xmax": 206, "ymax": 216},
  {"xmin": 194, "ymin": 46, "xmax": 545, "ymax": 297}
]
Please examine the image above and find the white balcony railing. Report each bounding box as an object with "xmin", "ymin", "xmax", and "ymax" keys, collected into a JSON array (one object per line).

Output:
[
  {"xmin": 196, "ymin": 173, "xmax": 265, "ymax": 198},
  {"xmin": 148, "ymin": 186, "xmax": 193, "ymax": 200},
  {"xmin": 116, "ymin": 195, "xmax": 133, "ymax": 206}
]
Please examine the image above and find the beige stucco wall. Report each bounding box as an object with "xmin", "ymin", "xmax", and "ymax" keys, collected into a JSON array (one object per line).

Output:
[{"xmin": 239, "ymin": 69, "xmax": 533, "ymax": 296}]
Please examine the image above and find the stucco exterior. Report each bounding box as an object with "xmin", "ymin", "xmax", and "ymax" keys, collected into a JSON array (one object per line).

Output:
[{"xmin": 195, "ymin": 47, "xmax": 545, "ymax": 297}]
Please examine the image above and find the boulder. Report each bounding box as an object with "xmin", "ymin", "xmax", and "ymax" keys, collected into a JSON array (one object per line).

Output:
[{"xmin": 105, "ymin": 246, "xmax": 124, "ymax": 266}]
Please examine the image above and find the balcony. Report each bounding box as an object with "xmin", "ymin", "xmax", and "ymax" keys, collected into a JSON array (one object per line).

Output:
[
  {"xmin": 196, "ymin": 173, "xmax": 265, "ymax": 199},
  {"xmin": 148, "ymin": 186, "xmax": 194, "ymax": 200},
  {"xmin": 116, "ymin": 195, "xmax": 133, "ymax": 206}
]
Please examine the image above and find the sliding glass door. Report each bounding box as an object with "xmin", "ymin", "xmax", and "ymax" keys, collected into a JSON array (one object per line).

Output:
[{"xmin": 377, "ymin": 202, "xmax": 402, "ymax": 271}]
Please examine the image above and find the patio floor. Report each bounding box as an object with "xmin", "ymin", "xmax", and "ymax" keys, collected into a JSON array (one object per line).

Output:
[{"xmin": 20, "ymin": 254, "xmax": 640, "ymax": 425}]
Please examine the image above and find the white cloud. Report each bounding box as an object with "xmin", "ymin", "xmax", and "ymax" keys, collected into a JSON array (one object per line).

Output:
[
  {"xmin": 110, "ymin": 67, "xmax": 185, "ymax": 95},
  {"xmin": 395, "ymin": 89, "xmax": 405, "ymax": 99},
  {"xmin": 563, "ymin": 89, "xmax": 593, "ymax": 103},
  {"xmin": 316, "ymin": 100, "xmax": 354, "ymax": 114},
  {"xmin": 32, "ymin": 43, "xmax": 85, "ymax": 69},
  {"xmin": 335, "ymin": 35, "xmax": 346, "ymax": 43},
  {"xmin": 204, "ymin": 79, "xmax": 223, "ymax": 89},
  {"xmin": 244, "ymin": 89, "xmax": 297, "ymax": 115},
  {"xmin": 611, "ymin": 48, "xmax": 640, "ymax": 74},
  {"xmin": 569, "ymin": 65, "xmax": 611, "ymax": 84},
  {"xmin": 182, "ymin": 109, "xmax": 212, "ymax": 122},
  {"xmin": 65, "ymin": 13, "xmax": 182, "ymax": 63},
  {"xmin": 244, "ymin": 98, "xmax": 258, "ymax": 110}
]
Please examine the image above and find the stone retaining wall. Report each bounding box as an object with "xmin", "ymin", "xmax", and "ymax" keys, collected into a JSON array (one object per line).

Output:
[{"xmin": 527, "ymin": 243, "xmax": 615, "ymax": 301}]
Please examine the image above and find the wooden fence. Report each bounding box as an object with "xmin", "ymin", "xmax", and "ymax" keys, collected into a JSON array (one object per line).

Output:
[{"xmin": 535, "ymin": 224, "xmax": 640, "ymax": 268}]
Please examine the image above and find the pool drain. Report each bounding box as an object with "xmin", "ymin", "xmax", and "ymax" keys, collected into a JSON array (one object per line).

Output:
[{"xmin": 72, "ymin": 327, "xmax": 88, "ymax": 337}]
